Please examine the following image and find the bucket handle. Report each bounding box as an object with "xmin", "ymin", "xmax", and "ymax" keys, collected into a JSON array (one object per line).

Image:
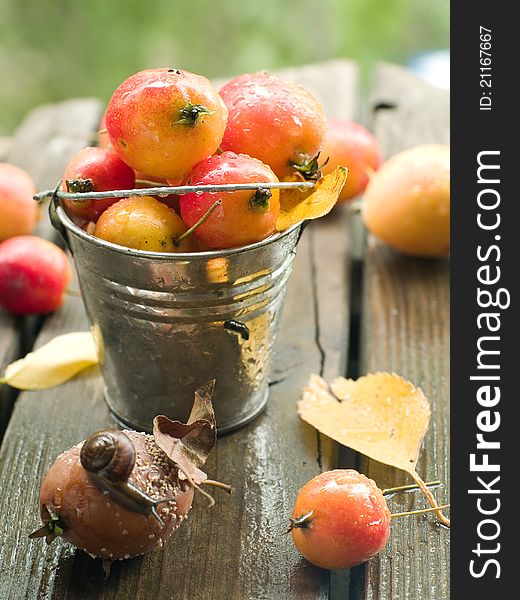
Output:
[{"xmin": 48, "ymin": 185, "xmax": 72, "ymax": 251}]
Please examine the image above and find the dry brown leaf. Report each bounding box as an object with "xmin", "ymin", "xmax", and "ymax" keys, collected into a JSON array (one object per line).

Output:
[
  {"xmin": 0, "ymin": 332, "xmax": 98, "ymax": 390},
  {"xmin": 276, "ymin": 166, "xmax": 348, "ymax": 231},
  {"xmin": 153, "ymin": 381, "xmax": 217, "ymax": 486},
  {"xmin": 298, "ymin": 372, "xmax": 450, "ymax": 527}
]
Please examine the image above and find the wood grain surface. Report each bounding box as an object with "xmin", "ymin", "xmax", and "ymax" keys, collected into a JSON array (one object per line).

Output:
[
  {"xmin": 353, "ymin": 63, "xmax": 450, "ymax": 600},
  {"xmin": 0, "ymin": 60, "xmax": 357, "ymax": 600}
]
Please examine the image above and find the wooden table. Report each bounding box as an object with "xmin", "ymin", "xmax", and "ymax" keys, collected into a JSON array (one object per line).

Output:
[{"xmin": 0, "ymin": 60, "xmax": 449, "ymax": 599}]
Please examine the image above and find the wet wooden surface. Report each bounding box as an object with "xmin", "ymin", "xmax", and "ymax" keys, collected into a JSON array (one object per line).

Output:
[
  {"xmin": 354, "ymin": 63, "xmax": 450, "ymax": 600},
  {"xmin": 0, "ymin": 60, "xmax": 450, "ymax": 599}
]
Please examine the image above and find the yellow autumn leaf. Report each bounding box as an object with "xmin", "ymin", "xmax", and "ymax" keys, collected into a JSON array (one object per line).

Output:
[
  {"xmin": 276, "ymin": 166, "xmax": 348, "ymax": 231},
  {"xmin": 278, "ymin": 172, "xmax": 311, "ymax": 213},
  {"xmin": 298, "ymin": 372, "xmax": 450, "ymax": 527},
  {"xmin": 0, "ymin": 331, "xmax": 98, "ymax": 390}
]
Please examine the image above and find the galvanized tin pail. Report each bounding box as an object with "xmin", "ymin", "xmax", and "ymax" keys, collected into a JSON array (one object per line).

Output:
[{"xmin": 50, "ymin": 196, "xmax": 301, "ymax": 434}]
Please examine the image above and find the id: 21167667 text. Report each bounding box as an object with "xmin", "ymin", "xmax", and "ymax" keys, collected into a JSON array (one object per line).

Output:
[{"xmin": 480, "ymin": 26, "xmax": 492, "ymax": 111}]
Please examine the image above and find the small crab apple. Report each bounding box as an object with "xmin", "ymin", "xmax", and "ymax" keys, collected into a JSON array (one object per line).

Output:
[
  {"xmin": 94, "ymin": 196, "xmax": 194, "ymax": 252},
  {"xmin": 289, "ymin": 469, "xmax": 391, "ymax": 570},
  {"xmin": 219, "ymin": 72, "xmax": 327, "ymax": 179},
  {"xmin": 105, "ymin": 68, "xmax": 228, "ymax": 181},
  {"xmin": 362, "ymin": 144, "xmax": 450, "ymax": 256},
  {"xmin": 179, "ymin": 152, "xmax": 280, "ymax": 250},
  {"xmin": 321, "ymin": 119, "xmax": 382, "ymax": 202},
  {"xmin": 0, "ymin": 163, "xmax": 38, "ymax": 241},
  {"xmin": 0, "ymin": 236, "xmax": 72, "ymax": 315},
  {"xmin": 62, "ymin": 146, "xmax": 135, "ymax": 223}
]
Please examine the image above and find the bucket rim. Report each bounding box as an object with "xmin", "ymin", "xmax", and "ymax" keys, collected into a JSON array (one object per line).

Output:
[{"xmin": 53, "ymin": 199, "xmax": 303, "ymax": 261}]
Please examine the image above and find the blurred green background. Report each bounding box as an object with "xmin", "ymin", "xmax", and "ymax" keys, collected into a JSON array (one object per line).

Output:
[{"xmin": 0, "ymin": 0, "xmax": 449, "ymax": 135}]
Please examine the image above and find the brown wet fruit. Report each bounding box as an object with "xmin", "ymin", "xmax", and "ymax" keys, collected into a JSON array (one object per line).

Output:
[
  {"xmin": 38, "ymin": 430, "xmax": 194, "ymax": 560},
  {"xmin": 30, "ymin": 383, "xmax": 226, "ymax": 568}
]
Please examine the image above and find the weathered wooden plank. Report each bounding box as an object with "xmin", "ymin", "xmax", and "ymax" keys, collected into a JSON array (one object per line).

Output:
[
  {"xmin": 0, "ymin": 60, "xmax": 357, "ymax": 599},
  {"xmin": 7, "ymin": 99, "xmax": 102, "ymax": 198},
  {"xmin": 0, "ymin": 99, "xmax": 102, "ymax": 435},
  {"xmin": 0, "ymin": 314, "xmax": 23, "ymax": 435},
  {"xmin": 354, "ymin": 63, "xmax": 450, "ymax": 600},
  {"xmin": 0, "ymin": 136, "xmax": 12, "ymax": 160}
]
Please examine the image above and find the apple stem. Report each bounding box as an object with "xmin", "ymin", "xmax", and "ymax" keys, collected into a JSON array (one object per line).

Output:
[
  {"xmin": 173, "ymin": 199, "xmax": 222, "ymax": 247},
  {"xmin": 176, "ymin": 103, "xmax": 213, "ymax": 127},
  {"xmin": 287, "ymin": 510, "xmax": 314, "ymax": 533},
  {"xmin": 382, "ymin": 480, "xmax": 441, "ymax": 496},
  {"xmin": 135, "ymin": 179, "xmax": 165, "ymax": 188},
  {"xmin": 28, "ymin": 505, "xmax": 65, "ymax": 544},
  {"xmin": 202, "ymin": 479, "xmax": 233, "ymax": 494},
  {"xmin": 391, "ymin": 504, "xmax": 450, "ymax": 519},
  {"xmin": 410, "ymin": 469, "xmax": 451, "ymax": 527},
  {"xmin": 291, "ymin": 152, "xmax": 329, "ymax": 181},
  {"xmin": 66, "ymin": 178, "xmax": 94, "ymax": 194},
  {"xmin": 248, "ymin": 188, "xmax": 272, "ymax": 214}
]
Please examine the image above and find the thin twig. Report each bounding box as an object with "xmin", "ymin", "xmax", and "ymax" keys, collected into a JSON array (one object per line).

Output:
[
  {"xmin": 202, "ymin": 479, "xmax": 233, "ymax": 494},
  {"xmin": 391, "ymin": 504, "xmax": 450, "ymax": 519},
  {"xmin": 135, "ymin": 179, "xmax": 166, "ymax": 188},
  {"xmin": 410, "ymin": 470, "xmax": 451, "ymax": 527},
  {"xmin": 173, "ymin": 200, "xmax": 222, "ymax": 246},
  {"xmin": 382, "ymin": 480, "xmax": 442, "ymax": 495}
]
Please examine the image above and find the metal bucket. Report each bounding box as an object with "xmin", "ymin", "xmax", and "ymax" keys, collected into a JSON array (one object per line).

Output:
[{"xmin": 50, "ymin": 196, "xmax": 301, "ymax": 434}]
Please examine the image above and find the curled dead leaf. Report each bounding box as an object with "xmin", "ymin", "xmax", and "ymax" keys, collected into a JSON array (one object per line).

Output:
[
  {"xmin": 276, "ymin": 166, "xmax": 348, "ymax": 231},
  {"xmin": 153, "ymin": 381, "xmax": 217, "ymax": 486},
  {"xmin": 298, "ymin": 373, "xmax": 450, "ymax": 527},
  {"xmin": 0, "ymin": 331, "xmax": 98, "ymax": 390}
]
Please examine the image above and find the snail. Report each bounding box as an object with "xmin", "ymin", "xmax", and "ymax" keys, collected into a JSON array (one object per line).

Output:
[
  {"xmin": 79, "ymin": 429, "xmax": 175, "ymax": 526},
  {"xmin": 30, "ymin": 382, "xmax": 230, "ymax": 570}
]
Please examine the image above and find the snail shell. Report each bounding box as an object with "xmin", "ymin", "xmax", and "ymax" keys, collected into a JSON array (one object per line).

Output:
[{"xmin": 80, "ymin": 429, "xmax": 135, "ymax": 483}]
